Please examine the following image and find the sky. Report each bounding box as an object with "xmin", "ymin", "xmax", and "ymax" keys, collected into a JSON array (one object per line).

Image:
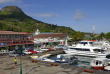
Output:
[{"xmin": 0, "ymin": 0, "xmax": 110, "ymax": 33}]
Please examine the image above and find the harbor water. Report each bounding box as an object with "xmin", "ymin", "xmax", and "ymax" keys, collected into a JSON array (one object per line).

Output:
[{"xmin": 48, "ymin": 55, "xmax": 93, "ymax": 68}]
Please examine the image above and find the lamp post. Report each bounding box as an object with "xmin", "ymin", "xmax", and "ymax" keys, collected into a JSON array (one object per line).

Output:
[
  {"xmin": 15, "ymin": 45, "xmax": 22, "ymax": 74},
  {"xmin": 20, "ymin": 44, "xmax": 25, "ymax": 74},
  {"xmin": 20, "ymin": 47, "xmax": 22, "ymax": 74}
]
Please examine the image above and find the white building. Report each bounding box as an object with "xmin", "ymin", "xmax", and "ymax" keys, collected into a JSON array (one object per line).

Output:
[{"xmin": 34, "ymin": 29, "xmax": 69, "ymax": 46}]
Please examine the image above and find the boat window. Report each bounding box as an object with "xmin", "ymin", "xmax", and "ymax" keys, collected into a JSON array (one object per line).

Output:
[
  {"xmin": 80, "ymin": 42, "xmax": 88, "ymax": 46},
  {"xmin": 80, "ymin": 42, "xmax": 88, "ymax": 44},
  {"xmin": 73, "ymin": 48, "xmax": 79, "ymax": 50},
  {"xmin": 70, "ymin": 48, "xmax": 75, "ymax": 50},
  {"xmin": 83, "ymin": 49, "xmax": 90, "ymax": 51},
  {"xmin": 99, "ymin": 61, "xmax": 102, "ymax": 64},
  {"xmin": 96, "ymin": 61, "xmax": 98, "ymax": 65},
  {"xmin": 94, "ymin": 49, "xmax": 101, "ymax": 53},
  {"xmin": 77, "ymin": 48, "xmax": 81, "ymax": 50},
  {"xmin": 106, "ymin": 54, "xmax": 110, "ymax": 59},
  {"xmin": 89, "ymin": 42, "xmax": 93, "ymax": 46}
]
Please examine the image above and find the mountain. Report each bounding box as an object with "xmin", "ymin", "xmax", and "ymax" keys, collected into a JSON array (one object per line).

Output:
[{"xmin": 0, "ymin": 6, "xmax": 75, "ymax": 36}]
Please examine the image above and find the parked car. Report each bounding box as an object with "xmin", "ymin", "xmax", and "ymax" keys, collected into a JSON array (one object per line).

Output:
[
  {"xmin": 48, "ymin": 48, "xmax": 54, "ymax": 51},
  {"xmin": 53, "ymin": 44, "xmax": 66, "ymax": 50},
  {"xmin": 26, "ymin": 47, "xmax": 34, "ymax": 50},
  {"xmin": 23, "ymin": 51, "xmax": 32, "ymax": 55},
  {"xmin": 16, "ymin": 52, "xmax": 26, "ymax": 56},
  {"xmin": 29, "ymin": 50, "xmax": 37, "ymax": 54},
  {"xmin": 27, "ymin": 49, "xmax": 37, "ymax": 54},
  {"xmin": 9, "ymin": 52, "xmax": 19, "ymax": 57},
  {"xmin": 35, "ymin": 49, "xmax": 43, "ymax": 53},
  {"xmin": 0, "ymin": 50, "xmax": 9, "ymax": 55},
  {"xmin": 40, "ymin": 48, "xmax": 49, "ymax": 52}
]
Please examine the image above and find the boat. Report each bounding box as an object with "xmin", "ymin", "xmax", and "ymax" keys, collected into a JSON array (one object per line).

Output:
[
  {"xmin": 102, "ymin": 41, "xmax": 110, "ymax": 51},
  {"xmin": 104, "ymin": 65, "xmax": 110, "ymax": 71},
  {"xmin": 90, "ymin": 58, "xmax": 110, "ymax": 70},
  {"xmin": 71, "ymin": 40, "xmax": 96, "ymax": 47},
  {"xmin": 55, "ymin": 54, "xmax": 77, "ymax": 63},
  {"xmin": 64, "ymin": 40, "xmax": 110, "ymax": 58}
]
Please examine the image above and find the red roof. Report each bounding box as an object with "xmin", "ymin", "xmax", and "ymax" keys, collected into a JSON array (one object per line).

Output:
[
  {"xmin": 88, "ymin": 40, "xmax": 96, "ymax": 41},
  {"xmin": 0, "ymin": 31, "xmax": 32, "ymax": 35},
  {"xmin": 34, "ymin": 33, "xmax": 67, "ymax": 38},
  {"xmin": 20, "ymin": 32, "xmax": 32, "ymax": 34}
]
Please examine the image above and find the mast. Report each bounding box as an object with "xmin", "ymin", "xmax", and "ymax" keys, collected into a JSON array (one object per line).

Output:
[{"xmin": 93, "ymin": 24, "xmax": 95, "ymax": 35}]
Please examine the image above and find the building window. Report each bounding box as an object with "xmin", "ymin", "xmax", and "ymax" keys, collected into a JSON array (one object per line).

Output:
[
  {"xmin": 9, "ymin": 35, "xmax": 11, "ymax": 38},
  {"xmin": 6, "ymin": 35, "xmax": 9, "ymax": 38},
  {"xmin": 2, "ymin": 35, "xmax": 5, "ymax": 38},
  {"xmin": 15, "ymin": 35, "xmax": 19, "ymax": 38}
]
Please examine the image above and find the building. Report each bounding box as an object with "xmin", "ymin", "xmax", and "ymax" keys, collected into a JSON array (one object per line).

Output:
[
  {"xmin": 34, "ymin": 29, "xmax": 69, "ymax": 47},
  {"xmin": 0, "ymin": 31, "xmax": 34, "ymax": 50}
]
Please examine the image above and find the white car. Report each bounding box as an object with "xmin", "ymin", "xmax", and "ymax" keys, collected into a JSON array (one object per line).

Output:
[
  {"xmin": 53, "ymin": 44, "xmax": 66, "ymax": 50},
  {"xmin": 40, "ymin": 48, "xmax": 49, "ymax": 52},
  {"xmin": 35, "ymin": 49, "xmax": 43, "ymax": 53},
  {"xmin": 23, "ymin": 50, "xmax": 32, "ymax": 55},
  {"xmin": 9, "ymin": 52, "xmax": 19, "ymax": 57}
]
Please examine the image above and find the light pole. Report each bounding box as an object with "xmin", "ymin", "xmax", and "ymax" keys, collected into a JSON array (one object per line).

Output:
[
  {"xmin": 20, "ymin": 44, "xmax": 25, "ymax": 74},
  {"xmin": 15, "ymin": 45, "xmax": 22, "ymax": 74},
  {"xmin": 20, "ymin": 47, "xmax": 22, "ymax": 74}
]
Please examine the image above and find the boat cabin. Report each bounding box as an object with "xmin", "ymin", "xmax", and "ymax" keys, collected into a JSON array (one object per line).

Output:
[
  {"xmin": 69, "ymin": 47, "xmax": 104, "ymax": 53},
  {"xmin": 56, "ymin": 54, "xmax": 77, "ymax": 63},
  {"xmin": 77, "ymin": 41, "xmax": 94, "ymax": 46},
  {"xmin": 91, "ymin": 58, "xmax": 108, "ymax": 70}
]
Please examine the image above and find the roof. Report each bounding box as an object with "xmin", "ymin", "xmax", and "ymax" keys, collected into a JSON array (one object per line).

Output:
[
  {"xmin": 93, "ymin": 58, "xmax": 107, "ymax": 61},
  {"xmin": 0, "ymin": 31, "xmax": 32, "ymax": 35},
  {"xmin": 34, "ymin": 33, "xmax": 67, "ymax": 38}
]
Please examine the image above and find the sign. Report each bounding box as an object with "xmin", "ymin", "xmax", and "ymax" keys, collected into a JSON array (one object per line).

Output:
[
  {"xmin": 48, "ymin": 38, "xmax": 54, "ymax": 42},
  {"xmin": 15, "ymin": 45, "xmax": 19, "ymax": 49}
]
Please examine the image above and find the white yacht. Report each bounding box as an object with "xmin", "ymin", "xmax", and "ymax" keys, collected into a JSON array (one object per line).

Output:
[{"xmin": 64, "ymin": 41, "xmax": 110, "ymax": 58}]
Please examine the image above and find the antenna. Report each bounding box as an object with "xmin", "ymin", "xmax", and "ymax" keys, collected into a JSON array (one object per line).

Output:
[{"xmin": 93, "ymin": 24, "xmax": 95, "ymax": 35}]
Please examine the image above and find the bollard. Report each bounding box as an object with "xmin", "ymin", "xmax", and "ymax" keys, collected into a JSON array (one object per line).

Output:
[
  {"xmin": 54, "ymin": 63, "xmax": 58, "ymax": 66},
  {"xmin": 50, "ymin": 63, "xmax": 54, "ymax": 66},
  {"xmin": 83, "ymin": 69, "xmax": 94, "ymax": 73},
  {"xmin": 32, "ymin": 60, "xmax": 37, "ymax": 62}
]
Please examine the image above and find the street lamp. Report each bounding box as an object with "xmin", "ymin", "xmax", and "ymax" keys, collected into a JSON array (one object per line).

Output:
[
  {"xmin": 19, "ymin": 47, "xmax": 23, "ymax": 74},
  {"xmin": 15, "ymin": 45, "xmax": 23, "ymax": 74}
]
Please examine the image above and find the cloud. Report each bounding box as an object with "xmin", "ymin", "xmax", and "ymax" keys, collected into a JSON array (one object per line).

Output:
[
  {"xmin": 0, "ymin": 0, "xmax": 20, "ymax": 4},
  {"xmin": 29, "ymin": 13, "xmax": 59, "ymax": 18},
  {"xmin": 74, "ymin": 9, "xmax": 84, "ymax": 20}
]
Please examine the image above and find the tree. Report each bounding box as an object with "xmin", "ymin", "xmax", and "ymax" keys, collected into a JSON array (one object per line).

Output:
[
  {"xmin": 99, "ymin": 32, "xmax": 105, "ymax": 40},
  {"xmin": 89, "ymin": 34, "xmax": 95, "ymax": 40},
  {"xmin": 72, "ymin": 31, "xmax": 84, "ymax": 41},
  {"xmin": 105, "ymin": 32, "xmax": 110, "ymax": 41}
]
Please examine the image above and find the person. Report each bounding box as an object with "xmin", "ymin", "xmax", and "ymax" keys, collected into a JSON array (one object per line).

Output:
[{"xmin": 14, "ymin": 57, "xmax": 17, "ymax": 66}]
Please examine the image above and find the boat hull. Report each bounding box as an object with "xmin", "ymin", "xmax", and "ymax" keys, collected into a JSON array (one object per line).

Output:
[
  {"xmin": 93, "ymin": 66, "xmax": 105, "ymax": 70},
  {"xmin": 55, "ymin": 61, "xmax": 68, "ymax": 63}
]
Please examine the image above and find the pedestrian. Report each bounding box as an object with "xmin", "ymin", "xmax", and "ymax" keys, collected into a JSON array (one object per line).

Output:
[{"xmin": 14, "ymin": 57, "xmax": 17, "ymax": 66}]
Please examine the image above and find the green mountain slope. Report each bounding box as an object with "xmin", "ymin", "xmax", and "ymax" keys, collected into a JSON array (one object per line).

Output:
[{"xmin": 0, "ymin": 6, "xmax": 75, "ymax": 35}]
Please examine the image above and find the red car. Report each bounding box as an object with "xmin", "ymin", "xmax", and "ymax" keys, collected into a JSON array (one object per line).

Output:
[
  {"xmin": 48, "ymin": 48, "xmax": 54, "ymax": 51},
  {"xmin": 27, "ymin": 49, "xmax": 37, "ymax": 54}
]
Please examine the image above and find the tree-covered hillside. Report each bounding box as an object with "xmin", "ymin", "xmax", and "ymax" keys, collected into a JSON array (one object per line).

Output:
[{"xmin": 0, "ymin": 6, "xmax": 75, "ymax": 36}]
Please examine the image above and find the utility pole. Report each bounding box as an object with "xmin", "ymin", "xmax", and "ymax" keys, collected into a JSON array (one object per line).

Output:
[{"xmin": 93, "ymin": 24, "xmax": 95, "ymax": 35}]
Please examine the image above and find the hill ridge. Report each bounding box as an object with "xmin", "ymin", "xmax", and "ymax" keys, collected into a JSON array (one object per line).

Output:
[{"xmin": 0, "ymin": 6, "xmax": 75, "ymax": 36}]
